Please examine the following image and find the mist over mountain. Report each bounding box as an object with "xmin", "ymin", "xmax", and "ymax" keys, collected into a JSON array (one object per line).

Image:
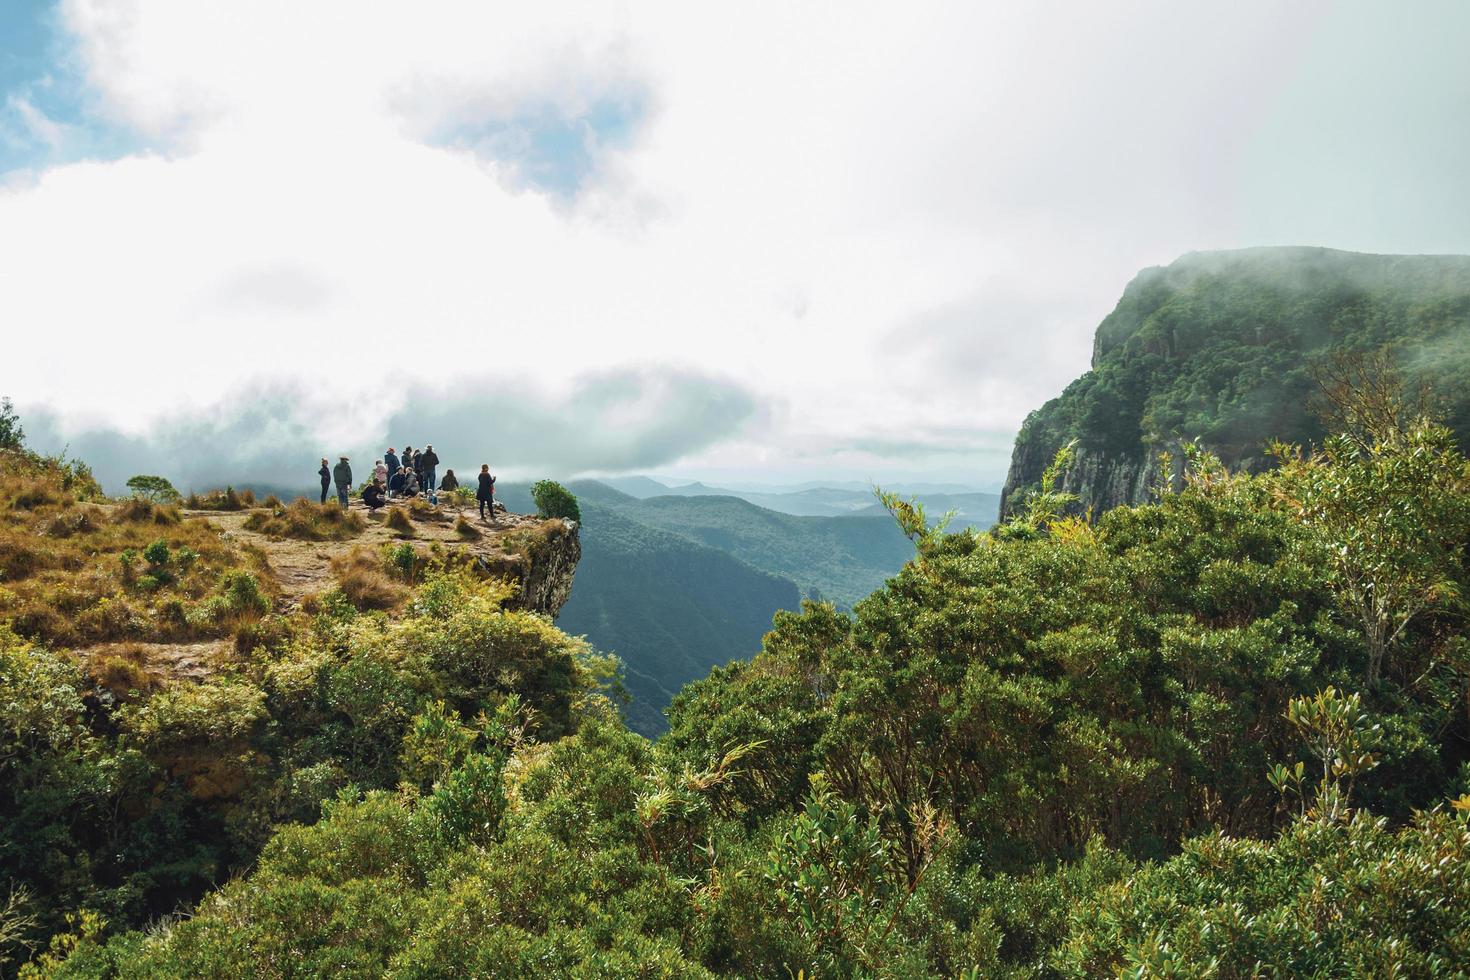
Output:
[{"xmin": 1003, "ymin": 246, "xmax": 1470, "ymax": 516}]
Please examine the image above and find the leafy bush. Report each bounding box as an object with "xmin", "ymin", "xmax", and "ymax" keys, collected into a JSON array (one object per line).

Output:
[{"xmin": 530, "ymin": 480, "xmax": 580, "ymax": 522}]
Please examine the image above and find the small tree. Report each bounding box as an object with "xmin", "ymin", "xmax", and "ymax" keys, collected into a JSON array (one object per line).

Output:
[
  {"xmin": 0, "ymin": 398, "xmax": 23, "ymax": 451},
  {"xmin": 1267, "ymin": 687, "xmax": 1380, "ymax": 822},
  {"xmin": 530, "ymin": 480, "xmax": 580, "ymax": 522},
  {"xmin": 1275, "ymin": 418, "xmax": 1470, "ymax": 686},
  {"xmin": 126, "ymin": 475, "xmax": 182, "ymax": 504}
]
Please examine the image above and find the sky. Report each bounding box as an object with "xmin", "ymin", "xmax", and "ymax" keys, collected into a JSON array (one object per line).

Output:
[{"xmin": 2, "ymin": 0, "xmax": 1469, "ymax": 493}]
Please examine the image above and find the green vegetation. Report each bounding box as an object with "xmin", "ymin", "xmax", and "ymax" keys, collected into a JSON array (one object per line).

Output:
[
  {"xmin": 122, "ymin": 475, "xmax": 180, "ymax": 505},
  {"xmin": 1004, "ymin": 247, "xmax": 1470, "ymax": 514},
  {"xmin": 6, "ymin": 389, "xmax": 1470, "ymax": 976},
  {"xmin": 1, "ymin": 560, "xmax": 614, "ymax": 975},
  {"xmin": 531, "ymin": 479, "xmax": 581, "ymax": 522}
]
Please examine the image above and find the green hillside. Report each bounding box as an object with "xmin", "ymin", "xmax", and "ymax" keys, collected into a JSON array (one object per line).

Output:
[
  {"xmin": 576, "ymin": 483, "xmax": 916, "ymax": 607},
  {"xmin": 555, "ymin": 502, "xmax": 799, "ymax": 736},
  {"xmin": 496, "ymin": 483, "xmax": 802, "ymax": 736},
  {"xmin": 1002, "ymin": 247, "xmax": 1470, "ymax": 515}
]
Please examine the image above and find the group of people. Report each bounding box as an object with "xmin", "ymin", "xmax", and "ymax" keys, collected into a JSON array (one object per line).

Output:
[{"xmin": 318, "ymin": 445, "xmax": 499, "ymax": 521}]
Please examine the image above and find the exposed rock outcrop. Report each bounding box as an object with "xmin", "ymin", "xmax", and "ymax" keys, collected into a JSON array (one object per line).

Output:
[{"xmin": 498, "ymin": 518, "xmax": 581, "ymax": 618}]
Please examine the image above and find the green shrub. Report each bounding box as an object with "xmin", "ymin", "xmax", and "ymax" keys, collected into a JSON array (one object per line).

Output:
[{"xmin": 530, "ymin": 480, "xmax": 580, "ymax": 522}]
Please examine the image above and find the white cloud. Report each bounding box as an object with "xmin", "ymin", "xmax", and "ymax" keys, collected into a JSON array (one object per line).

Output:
[{"xmin": 2, "ymin": 0, "xmax": 1468, "ymax": 484}]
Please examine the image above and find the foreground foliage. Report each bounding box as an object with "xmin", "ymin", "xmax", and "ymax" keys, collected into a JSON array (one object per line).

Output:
[{"xmin": 4, "ymin": 406, "xmax": 1470, "ymax": 976}]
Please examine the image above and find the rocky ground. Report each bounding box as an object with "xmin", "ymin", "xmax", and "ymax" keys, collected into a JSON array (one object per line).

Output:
[{"xmin": 196, "ymin": 499, "xmax": 543, "ymax": 603}]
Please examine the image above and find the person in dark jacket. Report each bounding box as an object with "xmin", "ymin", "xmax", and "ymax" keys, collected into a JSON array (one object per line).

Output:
[
  {"xmin": 439, "ymin": 469, "xmax": 459, "ymax": 492},
  {"xmin": 318, "ymin": 458, "xmax": 331, "ymax": 504},
  {"xmin": 421, "ymin": 445, "xmax": 439, "ymax": 494},
  {"xmin": 477, "ymin": 464, "xmax": 496, "ymax": 522},
  {"xmin": 332, "ymin": 456, "xmax": 352, "ymax": 509},
  {"xmin": 383, "ymin": 447, "xmax": 400, "ymax": 478},
  {"xmin": 388, "ymin": 467, "xmax": 405, "ymax": 495},
  {"xmin": 362, "ymin": 480, "xmax": 386, "ymax": 511}
]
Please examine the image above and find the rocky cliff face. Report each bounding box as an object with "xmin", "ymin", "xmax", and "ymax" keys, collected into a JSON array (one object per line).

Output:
[
  {"xmin": 491, "ymin": 518, "xmax": 582, "ymax": 619},
  {"xmin": 1001, "ymin": 442, "xmax": 1157, "ymax": 517},
  {"xmin": 509, "ymin": 519, "xmax": 581, "ymax": 618},
  {"xmin": 999, "ymin": 246, "xmax": 1470, "ymax": 519}
]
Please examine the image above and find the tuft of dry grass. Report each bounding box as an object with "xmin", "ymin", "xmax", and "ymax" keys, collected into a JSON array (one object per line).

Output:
[
  {"xmin": 86, "ymin": 644, "xmax": 165, "ymax": 700},
  {"xmin": 43, "ymin": 507, "xmax": 99, "ymax": 538},
  {"xmin": 185, "ymin": 488, "xmax": 244, "ymax": 511},
  {"xmin": 112, "ymin": 498, "xmax": 181, "ymax": 525},
  {"xmin": 9, "ymin": 476, "xmax": 71, "ymax": 511},
  {"xmin": 454, "ymin": 515, "xmax": 482, "ymax": 540},
  {"xmin": 384, "ymin": 507, "xmax": 416, "ymax": 537},
  {"xmin": 502, "ymin": 518, "xmax": 567, "ymax": 562},
  {"xmin": 243, "ymin": 499, "xmax": 365, "ymax": 541},
  {"xmin": 330, "ymin": 547, "xmax": 408, "ymax": 610},
  {"xmin": 406, "ymin": 497, "xmax": 450, "ymax": 523}
]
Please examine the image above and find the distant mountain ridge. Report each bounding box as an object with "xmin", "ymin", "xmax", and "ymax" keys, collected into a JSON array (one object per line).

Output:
[
  {"xmin": 1002, "ymin": 246, "xmax": 1470, "ymax": 516},
  {"xmin": 598, "ymin": 474, "xmax": 1001, "ymax": 523},
  {"xmin": 570, "ymin": 481, "xmax": 917, "ymax": 607}
]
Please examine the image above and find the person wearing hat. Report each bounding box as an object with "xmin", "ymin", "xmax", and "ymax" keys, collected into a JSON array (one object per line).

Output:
[
  {"xmin": 332, "ymin": 455, "xmax": 353, "ymax": 509},
  {"xmin": 318, "ymin": 457, "xmax": 331, "ymax": 504},
  {"xmin": 421, "ymin": 444, "xmax": 440, "ymax": 498}
]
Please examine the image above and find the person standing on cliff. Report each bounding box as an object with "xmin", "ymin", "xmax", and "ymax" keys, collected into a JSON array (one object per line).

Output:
[
  {"xmin": 374, "ymin": 458, "xmax": 388, "ymax": 487},
  {"xmin": 421, "ymin": 445, "xmax": 439, "ymax": 497},
  {"xmin": 384, "ymin": 447, "xmax": 400, "ymax": 481},
  {"xmin": 477, "ymin": 464, "xmax": 496, "ymax": 522},
  {"xmin": 318, "ymin": 458, "xmax": 331, "ymax": 504},
  {"xmin": 332, "ymin": 456, "xmax": 352, "ymax": 509}
]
